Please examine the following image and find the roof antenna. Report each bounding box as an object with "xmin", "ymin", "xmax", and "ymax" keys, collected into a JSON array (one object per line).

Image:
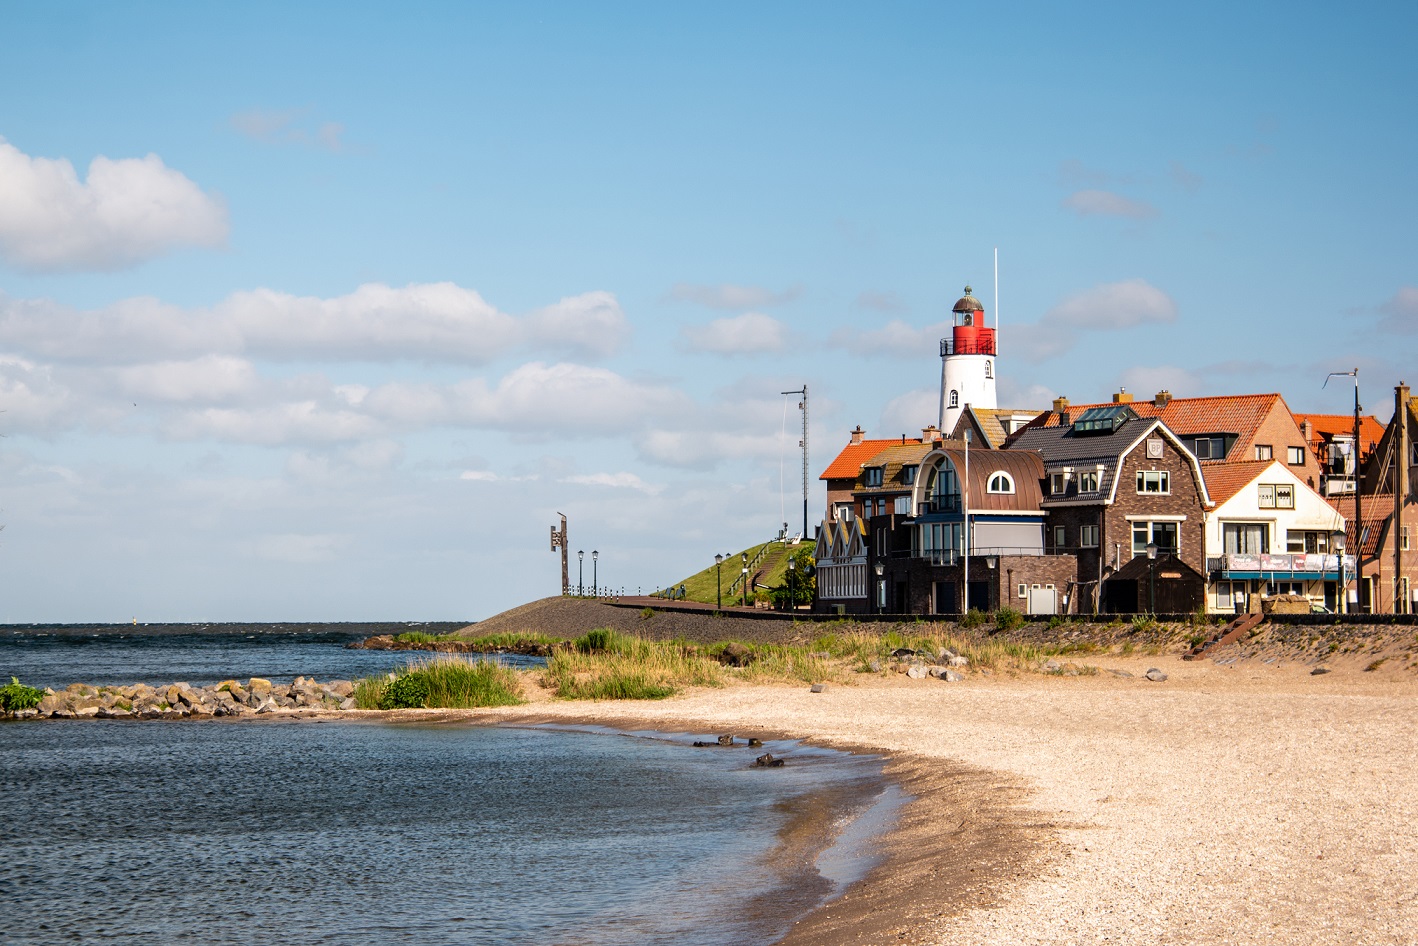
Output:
[{"xmin": 993, "ymin": 247, "xmax": 999, "ymax": 351}]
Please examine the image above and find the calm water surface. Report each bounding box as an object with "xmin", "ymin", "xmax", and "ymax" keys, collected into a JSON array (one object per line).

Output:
[
  {"xmin": 0, "ymin": 720, "xmax": 887, "ymax": 945},
  {"xmin": 0, "ymin": 627, "xmax": 895, "ymax": 945}
]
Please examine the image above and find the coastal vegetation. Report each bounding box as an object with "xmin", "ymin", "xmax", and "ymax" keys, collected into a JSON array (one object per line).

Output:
[
  {"xmin": 355, "ymin": 656, "xmax": 525, "ymax": 710},
  {"xmin": 541, "ymin": 628, "xmax": 725, "ymax": 700},
  {"xmin": 1, "ymin": 676, "xmax": 44, "ymax": 713}
]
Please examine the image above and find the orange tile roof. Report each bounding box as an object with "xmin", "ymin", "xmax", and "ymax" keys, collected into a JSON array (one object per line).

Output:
[
  {"xmin": 819, "ymin": 438, "xmax": 926, "ymax": 480},
  {"xmin": 1200, "ymin": 460, "xmax": 1276, "ymax": 506},
  {"xmin": 1328, "ymin": 494, "xmax": 1393, "ymax": 558},
  {"xmin": 1293, "ymin": 412, "xmax": 1384, "ymax": 452},
  {"xmin": 1012, "ymin": 393, "xmax": 1291, "ymax": 459}
]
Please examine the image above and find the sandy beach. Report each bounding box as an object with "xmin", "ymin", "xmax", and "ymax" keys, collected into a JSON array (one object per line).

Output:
[{"xmin": 467, "ymin": 654, "xmax": 1418, "ymax": 945}]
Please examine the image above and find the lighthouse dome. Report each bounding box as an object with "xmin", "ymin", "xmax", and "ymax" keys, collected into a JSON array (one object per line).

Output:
[{"xmin": 952, "ymin": 286, "xmax": 983, "ymax": 314}]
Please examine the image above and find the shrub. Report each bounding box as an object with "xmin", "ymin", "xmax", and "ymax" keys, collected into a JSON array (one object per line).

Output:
[
  {"xmin": 0, "ymin": 677, "xmax": 43, "ymax": 713},
  {"xmin": 994, "ymin": 608, "xmax": 1025, "ymax": 633},
  {"xmin": 959, "ymin": 608, "xmax": 986, "ymax": 630},
  {"xmin": 380, "ymin": 673, "xmax": 431, "ymax": 709},
  {"xmin": 1131, "ymin": 613, "xmax": 1157, "ymax": 633}
]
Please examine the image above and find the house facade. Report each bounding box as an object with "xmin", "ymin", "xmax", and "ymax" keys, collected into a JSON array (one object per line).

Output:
[{"xmin": 1201, "ymin": 460, "xmax": 1352, "ymax": 613}]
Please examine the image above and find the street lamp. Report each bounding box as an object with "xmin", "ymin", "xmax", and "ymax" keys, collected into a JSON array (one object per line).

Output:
[
  {"xmin": 742, "ymin": 552, "xmax": 749, "ymax": 608},
  {"xmin": 985, "ymin": 556, "xmax": 998, "ymax": 612},
  {"xmin": 592, "ymin": 550, "xmax": 598, "ymax": 597},
  {"xmin": 1332, "ymin": 530, "xmax": 1347, "ymax": 614},
  {"xmin": 1145, "ymin": 542, "xmax": 1158, "ymax": 614},
  {"xmin": 714, "ymin": 553, "xmax": 723, "ymax": 609},
  {"xmin": 788, "ymin": 557, "xmax": 796, "ymax": 612},
  {"xmin": 577, "ymin": 550, "xmax": 584, "ymax": 596},
  {"xmin": 874, "ymin": 559, "xmax": 885, "ymax": 614}
]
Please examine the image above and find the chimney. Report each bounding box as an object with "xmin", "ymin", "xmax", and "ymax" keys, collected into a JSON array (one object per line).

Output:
[
  {"xmin": 1113, "ymin": 387, "xmax": 1134, "ymax": 404},
  {"xmin": 1302, "ymin": 419, "xmax": 1313, "ymax": 444},
  {"xmin": 1154, "ymin": 389, "xmax": 1172, "ymax": 407},
  {"xmin": 850, "ymin": 425, "xmax": 865, "ymax": 445},
  {"xmin": 1052, "ymin": 396, "xmax": 1069, "ymax": 412},
  {"xmin": 922, "ymin": 425, "xmax": 941, "ymax": 443}
]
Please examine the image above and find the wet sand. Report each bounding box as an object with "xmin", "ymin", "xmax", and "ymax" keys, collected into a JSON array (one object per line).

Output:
[{"xmin": 450, "ymin": 653, "xmax": 1418, "ymax": 945}]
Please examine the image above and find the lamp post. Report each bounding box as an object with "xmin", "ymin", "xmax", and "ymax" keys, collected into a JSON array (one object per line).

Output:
[
  {"xmin": 1332, "ymin": 530, "xmax": 1347, "ymax": 614},
  {"xmin": 742, "ymin": 552, "xmax": 749, "ymax": 608},
  {"xmin": 985, "ymin": 556, "xmax": 998, "ymax": 612},
  {"xmin": 577, "ymin": 550, "xmax": 584, "ymax": 596},
  {"xmin": 592, "ymin": 550, "xmax": 598, "ymax": 597},
  {"xmin": 715, "ymin": 553, "xmax": 723, "ymax": 610},
  {"xmin": 1145, "ymin": 542, "xmax": 1158, "ymax": 614},
  {"xmin": 788, "ymin": 557, "xmax": 796, "ymax": 611},
  {"xmin": 874, "ymin": 559, "xmax": 885, "ymax": 614}
]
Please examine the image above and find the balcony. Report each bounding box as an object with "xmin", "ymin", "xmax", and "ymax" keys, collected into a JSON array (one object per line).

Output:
[
  {"xmin": 916, "ymin": 496, "xmax": 962, "ymax": 515},
  {"xmin": 939, "ymin": 337, "xmax": 997, "ymax": 357},
  {"xmin": 1208, "ymin": 553, "xmax": 1356, "ymax": 578}
]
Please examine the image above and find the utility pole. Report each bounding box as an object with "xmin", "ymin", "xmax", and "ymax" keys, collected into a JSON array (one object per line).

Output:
[
  {"xmin": 549, "ymin": 513, "xmax": 569, "ymax": 595},
  {"xmin": 1326, "ymin": 369, "xmax": 1364, "ymax": 611},
  {"xmin": 1397, "ymin": 383, "xmax": 1410, "ymax": 614},
  {"xmin": 783, "ymin": 386, "xmax": 809, "ymax": 540}
]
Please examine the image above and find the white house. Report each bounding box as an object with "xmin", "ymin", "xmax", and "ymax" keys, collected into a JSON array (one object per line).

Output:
[{"xmin": 1203, "ymin": 459, "xmax": 1353, "ymax": 613}]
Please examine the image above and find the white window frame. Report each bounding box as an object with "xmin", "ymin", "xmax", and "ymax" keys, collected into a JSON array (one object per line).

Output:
[
  {"xmin": 987, "ymin": 471, "xmax": 1015, "ymax": 494},
  {"xmin": 1080, "ymin": 524, "xmax": 1099, "ymax": 547},
  {"xmin": 1255, "ymin": 444, "xmax": 1273, "ymax": 461},
  {"xmin": 1078, "ymin": 471, "xmax": 1099, "ymax": 492},
  {"xmin": 1049, "ymin": 472, "xmax": 1066, "ymax": 495},
  {"xmin": 1287, "ymin": 445, "xmax": 1306, "ymax": 466},
  {"xmin": 1136, "ymin": 470, "xmax": 1170, "ymax": 494}
]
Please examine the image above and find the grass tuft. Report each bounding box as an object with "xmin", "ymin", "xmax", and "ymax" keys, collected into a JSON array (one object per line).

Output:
[{"xmin": 355, "ymin": 656, "xmax": 524, "ymax": 710}]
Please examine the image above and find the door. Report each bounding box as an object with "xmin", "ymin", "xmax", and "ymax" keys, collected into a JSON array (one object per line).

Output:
[{"xmin": 932, "ymin": 581, "xmax": 957, "ymax": 615}]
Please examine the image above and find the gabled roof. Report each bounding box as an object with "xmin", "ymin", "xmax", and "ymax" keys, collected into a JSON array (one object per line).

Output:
[
  {"xmin": 855, "ymin": 442, "xmax": 936, "ymax": 493},
  {"xmin": 819, "ymin": 437, "xmax": 926, "ymax": 480},
  {"xmin": 1328, "ymin": 493, "xmax": 1418, "ymax": 559},
  {"xmin": 954, "ymin": 406, "xmax": 1046, "ymax": 449},
  {"xmin": 1200, "ymin": 460, "xmax": 1276, "ymax": 506},
  {"xmin": 1007, "ymin": 417, "xmax": 1212, "ymax": 507},
  {"xmin": 1008, "ymin": 393, "xmax": 1294, "ymax": 462}
]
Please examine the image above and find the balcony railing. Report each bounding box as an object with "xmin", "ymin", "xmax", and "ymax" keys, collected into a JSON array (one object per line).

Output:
[
  {"xmin": 939, "ymin": 337, "xmax": 996, "ymax": 357},
  {"xmin": 892, "ymin": 546, "xmax": 1057, "ymax": 563},
  {"xmin": 1208, "ymin": 553, "xmax": 1356, "ymax": 576},
  {"xmin": 916, "ymin": 496, "xmax": 962, "ymax": 515}
]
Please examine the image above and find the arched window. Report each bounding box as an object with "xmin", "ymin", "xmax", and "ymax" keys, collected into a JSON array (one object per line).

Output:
[
  {"xmin": 949, "ymin": 389, "xmax": 959, "ymax": 408},
  {"xmin": 987, "ymin": 471, "xmax": 1015, "ymax": 494},
  {"xmin": 985, "ymin": 360, "xmax": 993, "ymax": 379}
]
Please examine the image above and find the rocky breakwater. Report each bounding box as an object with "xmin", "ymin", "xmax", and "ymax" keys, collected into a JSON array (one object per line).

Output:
[{"xmin": 18, "ymin": 677, "xmax": 357, "ymax": 720}]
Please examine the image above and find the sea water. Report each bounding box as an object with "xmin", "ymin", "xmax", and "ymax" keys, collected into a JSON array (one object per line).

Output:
[{"xmin": 0, "ymin": 629, "xmax": 894, "ymax": 946}]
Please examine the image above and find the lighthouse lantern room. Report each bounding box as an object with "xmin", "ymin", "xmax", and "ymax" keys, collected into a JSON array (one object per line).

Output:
[{"xmin": 938, "ymin": 285, "xmax": 997, "ymax": 433}]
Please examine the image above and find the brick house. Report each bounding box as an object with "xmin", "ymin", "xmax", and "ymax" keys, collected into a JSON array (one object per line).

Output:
[
  {"xmin": 1005, "ymin": 404, "xmax": 1212, "ymax": 613},
  {"xmin": 1292, "ymin": 411, "xmax": 1383, "ymax": 498},
  {"xmin": 817, "ymin": 426, "xmax": 935, "ymax": 525}
]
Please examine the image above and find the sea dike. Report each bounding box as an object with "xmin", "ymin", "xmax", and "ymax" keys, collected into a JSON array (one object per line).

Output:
[{"xmin": 18, "ymin": 676, "xmax": 357, "ymax": 719}]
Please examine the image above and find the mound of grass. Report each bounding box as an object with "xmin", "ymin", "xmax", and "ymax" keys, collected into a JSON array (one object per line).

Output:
[
  {"xmin": 356, "ymin": 656, "xmax": 525, "ymax": 710},
  {"xmin": 543, "ymin": 628, "xmax": 725, "ymax": 700}
]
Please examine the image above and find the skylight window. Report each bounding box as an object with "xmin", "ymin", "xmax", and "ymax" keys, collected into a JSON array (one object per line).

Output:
[{"xmin": 1072, "ymin": 405, "xmax": 1137, "ymax": 435}]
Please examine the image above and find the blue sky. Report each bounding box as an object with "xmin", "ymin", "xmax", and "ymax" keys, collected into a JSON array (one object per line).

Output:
[{"xmin": 1, "ymin": 2, "xmax": 1414, "ymax": 621}]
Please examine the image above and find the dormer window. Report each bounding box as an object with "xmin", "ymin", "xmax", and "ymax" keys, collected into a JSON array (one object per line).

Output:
[
  {"xmin": 987, "ymin": 471, "xmax": 1015, "ymax": 494},
  {"xmin": 901, "ymin": 465, "xmax": 918, "ymax": 485},
  {"xmin": 1049, "ymin": 472, "xmax": 1067, "ymax": 495},
  {"xmin": 864, "ymin": 466, "xmax": 884, "ymax": 487}
]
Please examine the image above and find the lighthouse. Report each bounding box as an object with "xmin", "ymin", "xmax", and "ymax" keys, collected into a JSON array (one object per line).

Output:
[{"xmin": 938, "ymin": 285, "xmax": 997, "ymax": 433}]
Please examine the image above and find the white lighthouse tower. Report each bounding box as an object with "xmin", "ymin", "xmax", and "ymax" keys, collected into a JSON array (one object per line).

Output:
[{"xmin": 938, "ymin": 285, "xmax": 997, "ymax": 434}]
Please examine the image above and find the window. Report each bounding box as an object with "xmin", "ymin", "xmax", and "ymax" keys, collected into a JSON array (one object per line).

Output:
[
  {"xmin": 1404, "ymin": 526, "xmax": 1411, "ymax": 552},
  {"xmin": 949, "ymin": 390, "xmax": 959, "ymax": 408},
  {"xmin": 1080, "ymin": 524, "xmax": 1099, "ymax": 547},
  {"xmin": 1136, "ymin": 470, "xmax": 1170, "ymax": 494},
  {"xmin": 1255, "ymin": 444, "xmax": 1273, "ymax": 460},
  {"xmin": 1266, "ymin": 581, "xmax": 1304, "ymax": 596},
  {"xmin": 1258, "ymin": 484, "xmax": 1294, "ymax": 509},
  {"xmin": 1287, "ymin": 446, "xmax": 1306, "ymax": 465},
  {"xmin": 1053, "ymin": 525, "xmax": 1067, "ymax": 548},
  {"xmin": 987, "ymin": 471, "xmax": 1015, "ymax": 494},
  {"xmin": 894, "ymin": 496, "xmax": 911, "ymax": 515},
  {"xmin": 1287, "ymin": 530, "xmax": 1328, "ymax": 554},
  {"xmin": 1017, "ymin": 582, "xmax": 1028, "ymax": 599},
  {"xmin": 864, "ymin": 467, "xmax": 883, "ymax": 487},
  {"xmin": 1049, "ymin": 472, "xmax": 1067, "ymax": 495},
  {"xmin": 833, "ymin": 503, "xmax": 852, "ymax": 522},
  {"xmin": 1132, "ymin": 521, "xmax": 1179, "ymax": 554},
  {"xmin": 1223, "ymin": 523, "xmax": 1267, "ymax": 554},
  {"xmin": 1193, "ymin": 436, "xmax": 1225, "ymax": 459},
  {"xmin": 901, "ymin": 465, "xmax": 918, "ymax": 485},
  {"xmin": 985, "ymin": 360, "xmax": 993, "ymax": 379},
  {"xmin": 1078, "ymin": 471, "xmax": 1099, "ymax": 492}
]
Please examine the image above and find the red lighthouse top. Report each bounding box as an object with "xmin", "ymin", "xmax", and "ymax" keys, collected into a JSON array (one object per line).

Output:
[{"xmin": 945, "ymin": 285, "xmax": 995, "ymax": 355}]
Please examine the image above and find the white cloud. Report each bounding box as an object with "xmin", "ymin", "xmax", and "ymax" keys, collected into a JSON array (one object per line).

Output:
[
  {"xmin": 0, "ymin": 283, "xmax": 626, "ymax": 365},
  {"xmin": 247, "ymin": 532, "xmax": 350, "ymax": 564},
  {"xmin": 1013, "ymin": 279, "xmax": 1177, "ymax": 362},
  {"xmin": 230, "ymin": 109, "xmax": 347, "ymax": 152},
  {"xmin": 1062, "ymin": 189, "xmax": 1159, "ymax": 220},
  {"xmin": 681, "ymin": 312, "xmax": 789, "ymax": 355},
  {"xmin": 0, "ymin": 137, "xmax": 228, "ymax": 272},
  {"xmin": 878, "ymin": 387, "xmax": 938, "ymax": 438},
  {"xmin": 163, "ymin": 401, "xmax": 385, "ymax": 445},
  {"xmin": 459, "ymin": 470, "xmax": 499, "ymax": 482},
  {"xmin": 666, "ymin": 282, "xmax": 802, "ymax": 309},
  {"xmin": 112, "ymin": 356, "xmax": 259, "ymax": 403},
  {"xmin": 829, "ymin": 318, "xmax": 950, "ymax": 358},
  {"xmin": 854, "ymin": 290, "xmax": 907, "ymax": 312},
  {"xmin": 561, "ymin": 471, "xmax": 661, "ymax": 493},
  {"xmin": 1376, "ymin": 286, "xmax": 1418, "ymax": 333}
]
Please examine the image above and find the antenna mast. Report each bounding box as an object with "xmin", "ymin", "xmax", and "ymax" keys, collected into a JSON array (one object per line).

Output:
[
  {"xmin": 783, "ymin": 386, "xmax": 809, "ymax": 540},
  {"xmin": 993, "ymin": 247, "xmax": 999, "ymax": 347}
]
